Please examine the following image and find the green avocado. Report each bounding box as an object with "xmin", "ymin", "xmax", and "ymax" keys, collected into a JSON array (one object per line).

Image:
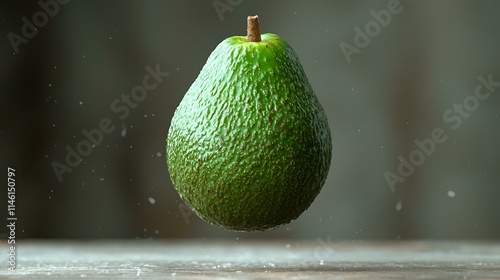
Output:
[{"xmin": 166, "ymin": 16, "xmax": 332, "ymax": 231}]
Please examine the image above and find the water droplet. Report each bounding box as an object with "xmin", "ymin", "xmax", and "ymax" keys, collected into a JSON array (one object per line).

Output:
[
  {"xmin": 447, "ymin": 190, "xmax": 456, "ymax": 198},
  {"xmin": 48, "ymin": 83, "xmax": 52, "ymax": 87},
  {"xmin": 100, "ymin": 178, "xmax": 104, "ymax": 181},
  {"xmin": 156, "ymin": 152, "xmax": 162, "ymax": 157},
  {"xmin": 395, "ymin": 199, "xmax": 402, "ymax": 211},
  {"xmin": 130, "ymin": 145, "xmax": 133, "ymax": 148},
  {"xmin": 148, "ymin": 197, "xmax": 156, "ymax": 204},
  {"xmin": 120, "ymin": 124, "xmax": 127, "ymax": 137},
  {"xmin": 79, "ymin": 101, "xmax": 83, "ymax": 105},
  {"xmin": 151, "ymin": 113, "xmax": 156, "ymax": 117},
  {"xmin": 154, "ymin": 230, "xmax": 159, "ymax": 234},
  {"xmin": 82, "ymin": 55, "xmax": 86, "ymax": 58},
  {"xmin": 52, "ymin": 124, "xmax": 56, "ymax": 127},
  {"xmin": 144, "ymin": 114, "xmax": 147, "ymax": 118}
]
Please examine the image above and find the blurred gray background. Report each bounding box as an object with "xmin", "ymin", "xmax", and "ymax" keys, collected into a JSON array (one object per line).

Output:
[{"xmin": 1, "ymin": 0, "xmax": 499, "ymax": 240}]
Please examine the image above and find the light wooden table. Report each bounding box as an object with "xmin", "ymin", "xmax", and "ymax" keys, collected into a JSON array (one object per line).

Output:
[{"xmin": 2, "ymin": 240, "xmax": 500, "ymax": 279}]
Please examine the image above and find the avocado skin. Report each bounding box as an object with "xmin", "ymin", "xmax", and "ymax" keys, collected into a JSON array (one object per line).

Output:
[{"xmin": 167, "ymin": 33, "xmax": 332, "ymax": 231}]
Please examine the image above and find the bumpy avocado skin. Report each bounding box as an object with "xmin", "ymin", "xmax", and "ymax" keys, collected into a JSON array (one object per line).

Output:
[{"xmin": 167, "ymin": 33, "xmax": 332, "ymax": 231}]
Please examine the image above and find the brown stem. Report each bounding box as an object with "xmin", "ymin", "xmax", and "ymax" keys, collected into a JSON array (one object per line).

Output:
[{"xmin": 247, "ymin": 15, "xmax": 261, "ymax": 42}]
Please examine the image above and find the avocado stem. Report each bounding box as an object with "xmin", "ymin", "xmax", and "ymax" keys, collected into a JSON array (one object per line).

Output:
[{"xmin": 247, "ymin": 15, "xmax": 261, "ymax": 42}]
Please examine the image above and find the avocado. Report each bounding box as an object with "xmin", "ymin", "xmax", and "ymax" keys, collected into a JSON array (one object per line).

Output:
[{"xmin": 166, "ymin": 15, "xmax": 332, "ymax": 231}]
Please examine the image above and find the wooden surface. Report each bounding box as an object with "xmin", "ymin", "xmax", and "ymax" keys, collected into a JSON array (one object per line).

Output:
[{"xmin": 1, "ymin": 240, "xmax": 500, "ymax": 279}]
